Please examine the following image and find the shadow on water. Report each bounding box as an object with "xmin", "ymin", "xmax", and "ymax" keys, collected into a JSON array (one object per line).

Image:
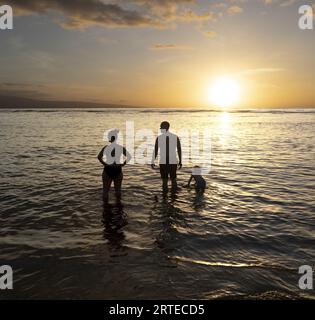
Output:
[
  {"xmin": 190, "ymin": 188, "xmax": 206, "ymax": 211},
  {"xmin": 102, "ymin": 201, "xmax": 128, "ymax": 255}
]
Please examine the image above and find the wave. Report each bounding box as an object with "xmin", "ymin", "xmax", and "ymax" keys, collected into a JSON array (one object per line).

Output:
[{"xmin": 171, "ymin": 256, "xmax": 296, "ymax": 271}]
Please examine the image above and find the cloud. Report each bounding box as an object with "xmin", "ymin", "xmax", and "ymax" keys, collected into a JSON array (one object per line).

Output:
[
  {"xmin": 0, "ymin": 82, "xmax": 50, "ymax": 98},
  {"xmin": 229, "ymin": 0, "xmax": 247, "ymax": 3},
  {"xmin": 6, "ymin": 0, "xmax": 304, "ymax": 30},
  {"xmin": 151, "ymin": 44, "xmax": 191, "ymax": 50},
  {"xmin": 9, "ymin": 0, "xmax": 156, "ymax": 28},
  {"xmin": 227, "ymin": 6, "xmax": 243, "ymax": 15},
  {"xmin": 279, "ymin": 0, "xmax": 296, "ymax": 7},
  {"xmin": 239, "ymin": 68, "xmax": 286, "ymax": 75},
  {"xmin": 1, "ymin": 82, "xmax": 45, "ymax": 88},
  {"xmin": 203, "ymin": 31, "xmax": 217, "ymax": 38},
  {"xmin": 263, "ymin": 0, "xmax": 298, "ymax": 6},
  {"xmin": 8, "ymin": 0, "xmax": 213, "ymax": 29},
  {"xmin": 172, "ymin": 9, "xmax": 215, "ymax": 22}
]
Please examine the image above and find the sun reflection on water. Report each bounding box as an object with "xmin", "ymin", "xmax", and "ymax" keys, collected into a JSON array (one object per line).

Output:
[{"xmin": 218, "ymin": 111, "xmax": 232, "ymax": 142}]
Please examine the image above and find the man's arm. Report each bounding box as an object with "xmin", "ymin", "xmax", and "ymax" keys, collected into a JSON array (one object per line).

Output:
[
  {"xmin": 187, "ymin": 175, "xmax": 193, "ymax": 187},
  {"xmin": 97, "ymin": 147, "xmax": 106, "ymax": 166},
  {"xmin": 151, "ymin": 138, "xmax": 159, "ymax": 169},
  {"xmin": 123, "ymin": 147, "xmax": 132, "ymax": 165},
  {"xmin": 177, "ymin": 137, "xmax": 182, "ymax": 169}
]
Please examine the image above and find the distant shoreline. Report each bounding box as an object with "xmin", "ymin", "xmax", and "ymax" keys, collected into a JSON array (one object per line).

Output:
[
  {"xmin": 1, "ymin": 108, "xmax": 315, "ymax": 113},
  {"xmin": 0, "ymin": 94, "xmax": 143, "ymax": 109},
  {"xmin": 0, "ymin": 95, "xmax": 314, "ymax": 110}
]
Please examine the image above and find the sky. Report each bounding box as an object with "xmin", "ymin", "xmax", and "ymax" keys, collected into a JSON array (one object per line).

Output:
[{"xmin": 0, "ymin": 0, "xmax": 314, "ymax": 108}]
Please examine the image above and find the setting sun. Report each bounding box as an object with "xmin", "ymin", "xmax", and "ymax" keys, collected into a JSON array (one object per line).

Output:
[{"xmin": 209, "ymin": 77, "xmax": 241, "ymax": 108}]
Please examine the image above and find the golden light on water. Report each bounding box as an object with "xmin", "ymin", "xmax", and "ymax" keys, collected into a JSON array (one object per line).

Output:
[
  {"xmin": 220, "ymin": 111, "xmax": 231, "ymax": 123},
  {"xmin": 219, "ymin": 111, "xmax": 232, "ymax": 142},
  {"xmin": 208, "ymin": 76, "xmax": 241, "ymax": 108}
]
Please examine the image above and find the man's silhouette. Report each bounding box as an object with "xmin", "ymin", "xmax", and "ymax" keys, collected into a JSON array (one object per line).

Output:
[{"xmin": 151, "ymin": 121, "xmax": 182, "ymax": 190}]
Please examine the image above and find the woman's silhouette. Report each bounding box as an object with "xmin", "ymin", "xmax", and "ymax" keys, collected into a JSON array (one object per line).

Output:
[{"xmin": 98, "ymin": 129, "xmax": 131, "ymax": 203}]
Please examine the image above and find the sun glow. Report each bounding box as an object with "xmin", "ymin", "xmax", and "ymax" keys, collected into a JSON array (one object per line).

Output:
[{"xmin": 208, "ymin": 76, "xmax": 240, "ymax": 108}]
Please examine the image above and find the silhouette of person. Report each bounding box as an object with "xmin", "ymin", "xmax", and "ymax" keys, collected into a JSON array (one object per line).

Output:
[
  {"xmin": 151, "ymin": 121, "xmax": 182, "ymax": 190},
  {"xmin": 187, "ymin": 166, "xmax": 206, "ymax": 191},
  {"xmin": 98, "ymin": 129, "xmax": 131, "ymax": 202}
]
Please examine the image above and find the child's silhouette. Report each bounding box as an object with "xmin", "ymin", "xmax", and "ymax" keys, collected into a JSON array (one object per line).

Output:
[{"xmin": 187, "ymin": 166, "xmax": 206, "ymax": 191}]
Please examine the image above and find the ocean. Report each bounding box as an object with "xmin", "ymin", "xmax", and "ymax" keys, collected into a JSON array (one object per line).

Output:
[{"xmin": 0, "ymin": 108, "xmax": 314, "ymax": 299}]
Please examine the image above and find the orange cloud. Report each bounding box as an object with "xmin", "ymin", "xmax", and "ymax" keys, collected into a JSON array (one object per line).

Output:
[
  {"xmin": 203, "ymin": 31, "xmax": 217, "ymax": 38},
  {"xmin": 227, "ymin": 6, "xmax": 243, "ymax": 15}
]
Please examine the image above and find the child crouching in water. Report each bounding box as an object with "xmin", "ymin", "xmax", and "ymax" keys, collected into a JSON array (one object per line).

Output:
[{"xmin": 187, "ymin": 166, "xmax": 206, "ymax": 191}]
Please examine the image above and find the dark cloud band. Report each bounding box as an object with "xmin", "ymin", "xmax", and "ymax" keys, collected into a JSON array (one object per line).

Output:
[{"xmin": 8, "ymin": 0, "xmax": 203, "ymax": 28}]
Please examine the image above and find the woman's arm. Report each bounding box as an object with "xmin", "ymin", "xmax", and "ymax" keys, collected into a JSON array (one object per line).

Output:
[
  {"xmin": 97, "ymin": 147, "xmax": 106, "ymax": 166},
  {"xmin": 123, "ymin": 147, "xmax": 132, "ymax": 165}
]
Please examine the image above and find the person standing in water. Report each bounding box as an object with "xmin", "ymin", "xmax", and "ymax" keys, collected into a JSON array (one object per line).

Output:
[
  {"xmin": 187, "ymin": 166, "xmax": 206, "ymax": 192},
  {"xmin": 151, "ymin": 121, "xmax": 182, "ymax": 190},
  {"xmin": 98, "ymin": 129, "xmax": 131, "ymax": 203}
]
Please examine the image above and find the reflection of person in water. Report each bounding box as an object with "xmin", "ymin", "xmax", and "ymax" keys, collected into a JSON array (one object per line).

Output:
[
  {"xmin": 98, "ymin": 129, "xmax": 132, "ymax": 203},
  {"xmin": 102, "ymin": 202, "xmax": 128, "ymax": 252},
  {"xmin": 151, "ymin": 121, "xmax": 182, "ymax": 191}
]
